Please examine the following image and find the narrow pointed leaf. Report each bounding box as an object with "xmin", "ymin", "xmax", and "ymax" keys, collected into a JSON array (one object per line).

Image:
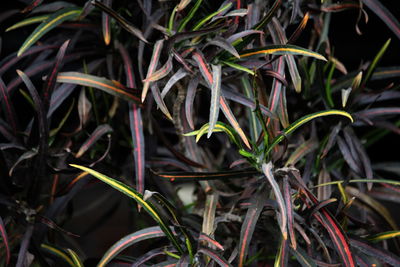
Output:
[
  {"xmin": 92, "ymin": 0, "xmax": 147, "ymax": 43},
  {"xmin": 44, "ymin": 40, "xmax": 70, "ymax": 111},
  {"xmin": 17, "ymin": 7, "xmax": 82, "ymax": 56},
  {"xmin": 361, "ymin": 38, "xmax": 391, "ymax": 87},
  {"xmin": 76, "ymin": 124, "xmax": 113, "ymax": 158},
  {"xmin": 208, "ymin": 64, "xmax": 222, "ymax": 138},
  {"xmin": 40, "ymin": 244, "xmax": 75, "ymax": 267},
  {"xmin": 198, "ymin": 248, "xmax": 233, "ymax": 267},
  {"xmin": 367, "ymin": 230, "xmax": 400, "ymax": 242},
  {"xmin": 238, "ymin": 191, "xmax": 265, "ymax": 267},
  {"xmin": 143, "ymin": 56, "xmax": 173, "ymax": 83},
  {"xmin": 0, "ymin": 216, "xmax": 10, "ymax": 266},
  {"xmin": 291, "ymin": 246, "xmax": 317, "ymax": 267},
  {"xmin": 238, "ymin": 44, "xmax": 327, "ymax": 61},
  {"xmin": 142, "ymin": 40, "xmax": 163, "ymax": 102},
  {"xmin": 192, "ymin": 2, "xmax": 232, "ymax": 30},
  {"xmin": 262, "ymin": 162, "xmax": 287, "ymax": 240},
  {"xmin": 57, "ymin": 72, "xmax": 141, "ymax": 103},
  {"xmin": 199, "ymin": 233, "xmax": 224, "ymax": 251},
  {"xmin": 161, "ymin": 68, "xmax": 188, "ymax": 99},
  {"xmin": 151, "ymin": 84, "xmax": 172, "ymax": 120},
  {"xmin": 185, "ymin": 77, "xmax": 198, "ymax": 129},
  {"xmin": 192, "ymin": 51, "xmax": 212, "ymax": 87},
  {"xmin": 206, "ymin": 37, "xmax": 240, "ymax": 58},
  {"xmin": 266, "ymin": 110, "xmax": 353, "ymax": 154},
  {"xmin": 285, "ymin": 139, "xmax": 318, "ymax": 166},
  {"xmin": 16, "ymin": 225, "xmax": 33, "ymax": 267},
  {"xmin": 362, "ymin": 0, "xmax": 400, "ymax": 40},
  {"xmin": 98, "ymin": 226, "xmax": 168, "ymax": 267},
  {"xmin": 350, "ymin": 238, "xmax": 400, "ymax": 266},
  {"xmin": 6, "ymin": 15, "xmax": 48, "ymax": 31},
  {"xmin": 66, "ymin": 249, "xmax": 84, "ymax": 267},
  {"xmin": 153, "ymin": 169, "xmax": 258, "ymax": 181},
  {"xmin": 220, "ymin": 96, "xmax": 251, "ymax": 149},
  {"xmin": 0, "ymin": 77, "xmax": 17, "ymax": 134},
  {"xmin": 69, "ymin": 164, "xmax": 183, "ymax": 254},
  {"xmin": 101, "ymin": 0, "xmax": 113, "ymax": 45}
]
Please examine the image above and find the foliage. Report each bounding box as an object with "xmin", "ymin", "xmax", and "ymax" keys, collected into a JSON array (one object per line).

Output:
[{"xmin": 0, "ymin": 0, "xmax": 400, "ymax": 266}]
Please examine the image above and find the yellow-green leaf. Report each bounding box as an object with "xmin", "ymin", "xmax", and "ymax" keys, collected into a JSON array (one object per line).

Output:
[
  {"xmin": 6, "ymin": 15, "xmax": 49, "ymax": 32},
  {"xmin": 17, "ymin": 7, "xmax": 82, "ymax": 56}
]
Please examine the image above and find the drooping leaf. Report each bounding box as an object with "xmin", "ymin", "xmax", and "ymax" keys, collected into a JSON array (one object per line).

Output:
[
  {"xmin": 238, "ymin": 44, "xmax": 327, "ymax": 61},
  {"xmin": 262, "ymin": 162, "xmax": 287, "ymax": 240},
  {"xmin": 69, "ymin": 164, "xmax": 184, "ymax": 254},
  {"xmin": 151, "ymin": 83, "xmax": 172, "ymax": 120},
  {"xmin": 57, "ymin": 72, "xmax": 141, "ymax": 104},
  {"xmin": 161, "ymin": 68, "xmax": 188, "ymax": 99},
  {"xmin": 76, "ymin": 124, "xmax": 113, "ymax": 158},
  {"xmin": 205, "ymin": 37, "xmax": 240, "ymax": 58},
  {"xmin": 91, "ymin": 0, "xmax": 148, "ymax": 43},
  {"xmin": 17, "ymin": 7, "xmax": 82, "ymax": 56},
  {"xmin": 97, "ymin": 226, "xmax": 168, "ymax": 267},
  {"xmin": 208, "ymin": 64, "xmax": 222, "ymax": 138}
]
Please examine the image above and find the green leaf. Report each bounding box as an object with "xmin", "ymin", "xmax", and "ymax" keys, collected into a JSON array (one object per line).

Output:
[
  {"xmin": 6, "ymin": 15, "xmax": 49, "ymax": 32},
  {"xmin": 361, "ymin": 38, "xmax": 391, "ymax": 87},
  {"xmin": 69, "ymin": 164, "xmax": 184, "ymax": 254},
  {"xmin": 17, "ymin": 7, "xmax": 81, "ymax": 56},
  {"xmin": 40, "ymin": 244, "xmax": 75, "ymax": 267},
  {"xmin": 266, "ymin": 110, "xmax": 353, "ymax": 155},
  {"xmin": 238, "ymin": 44, "xmax": 327, "ymax": 61}
]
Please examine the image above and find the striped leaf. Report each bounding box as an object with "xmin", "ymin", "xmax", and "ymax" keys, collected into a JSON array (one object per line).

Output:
[
  {"xmin": 66, "ymin": 249, "xmax": 84, "ymax": 267},
  {"xmin": 184, "ymin": 121, "xmax": 241, "ymax": 147},
  {"xmin": 98, "ymin": 226, "xmax": 167, "ymax": 267},
  {"xmin": 198, "ymin": 233, "xmax": 224, "ymax": 251},
  {"xmin": 192, "ymin": 2, "xmax": 232, "ymax": 30},
  {"xmin": 151, "ymin": 83, "xmax": 172, "ymax": 120},
  {"xmin": 208, "ymin": 64, "xmax": 222, "ymax": 138},
  {"xmin": 350, "ymin": 238, "xmax": 400, "ymax": 266},
  {"xmin": 44, "ymin": 40, "xmax": 70, "ymax": 111},
  {"xmin": 362, "ymin": 0, "xmax": 400, "ymax": 40},
  {"xmin": 262, "ymin": 162, "xmax": 287, "ymax": 240},
  {"xmin": 101, "ymin": 0, "xmax": 113, "ymax": 45},
  {"xmin": 0, "ymin": 216, "xmax": 10, "ymax": 266},
  {"xmin": 17, "ymin": 7, "xmax": 82, "ymax": 56},
  {"xmin": 197, "ymin": 248, "xmax": 232, "ymax": 267},
  {"xmin": 143, "ymin": 56, "xmax": 173, "ymax": 83},
  {"xmin": 361, "ymin": 39, "xmax": 391, "ymax": 87},
  {"xmin": 291, "ymin": 246, "xmax": 317, "ymax": 267},
  {"xmin": 0, "ymin": 77, "xmax": 17, "ymax": 134},
  {"xmin": 367, "ymin": 230, "xmax": 400, "ymax": 242},
  {"xmin": 238, "ymin": 44, "xmax": 327, "ymax": 61},
  {"xmin": 161, "ymin": 68, "xmax": 188, "ymax": 99},
  {"xmin": 92, "ymin": 0, "xmax": 147, "ymax": 43},
  {"xmin": 76, "ymin": 124, "xmax": 113, "ymax": 158},
  {"xmin": 153, "ymin": 169, "xmax": 258, "ymax": 182},
  {"xmin": 266, "ymin": 110, "xmax": 353, "ymax": 155},
  {"xmin": 238, "ymin": 191, "xmax": 265, "ymax": 267},
  {"xmin": 57, "ymin": 72, "xmax": 141, "ymax": 103},
  {"xmin": 22, "ymin": 0, "xmax": 44, "ymax": 13},
  {"xmin": 40, "ymin": 243, "xmax": 75, "ymax": 267},
  {"xmin": 142, "ymin": 40, "xmax": 163, "ymax": 102},
  {"xmin": 6, "ymin": 15, "xmax": 48, "ymax": 31},
  {"xmin": 185, "ymin": 77, "xmax": 199, "ymax": 129},
  {"xmin": 69, "ymin": 164, "xmax": 184, "ymax": 254}
]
